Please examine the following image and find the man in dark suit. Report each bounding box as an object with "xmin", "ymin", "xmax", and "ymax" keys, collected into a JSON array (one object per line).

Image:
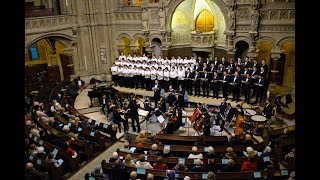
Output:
[
  {"xmin": 213, "ymin": 56, "xmax": 220, "ymax": 69},
  {"xmin": 99, "ymin": 95, "xmax": 108, "ymax": 115},
  {"xmin": 261, "ymin": 59, "xmax": 268, "ymax": 72},
  {"xmin": 252, "ymin": 59, "xmax": 260, "ymax": 71},
  {"xmin": 201, "ymin": 70, "xmax": 210, "ymax": 98},
  {"xmin": 193, "ymin": 70, "xmax": 201, "ymax": 96},
  {"xmin": 128, "ymin": 98, "xmax": 140, "ymax": 132},
  {"xmin": 211, "ymin": 71, "xmax": 220, "ymax": 99},
  {"xmin": 231, "ymin": 72, "xmax": 241, "ymax": 102},
  {"xmin": 242, "ymin": 74, "xmax": 252, "ymax": 103},
  {"xmin": 260, "ymin": 66, "xmax": 267, "ymax": 79},
  {"xmin": 262, "ymin": 99, "xmax": 273, "ymax": 119},
  {"xmin": 152, "ymin": 80, "xmax": 161, "ymax": 108},
  {"xmin": 216, "ymin": 98, "xmax": 227, "ymax": 125},
  {"xmin": 254, "ymin": 75, "xmax": 266, "ymax": 104},
  {"xmin": 221, "ymin": 71, "xmax": 230, "ymax": 100},
  {"xmin": 221, "ymin": 57, "xmax": 228, "ymax": 67},
  {"xmin": 185, "ymin": 68, "xmax": 193, "ymax": 95}
]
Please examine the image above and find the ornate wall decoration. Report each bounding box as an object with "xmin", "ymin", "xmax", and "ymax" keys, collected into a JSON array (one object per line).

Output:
[
  {"xmin": 289, "ymin": 11, "xmax": 295, "ymax": 19},
  {"xmin": 114, "ymin": 12, "xmax": 143, "ymax": 21},
  {"xmin": 237, "ymin": 8, "xmax": 250, "ymax": 20},
  {"xmin": 280, "ymin": 11, "xmax": 288, "ymax": 19},
  {"xmin": 150, "ymin": 10, "xmax": 159, "ymax": 20},
  {"xmin": 260, "ymin": 11, "xmax": 269, "ymax": 20},
  {"xmin": 259, "ymin": 26, "xmax": 295, "ymax": 32},
  {"xmin": 270, "ymin": 10, "xmax": 279, "ymax": 20}
]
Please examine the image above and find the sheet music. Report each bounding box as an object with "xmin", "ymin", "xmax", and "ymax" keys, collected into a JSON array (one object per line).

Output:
[{"xmin": 157, "ymin": 115, "xmax": 165, "ymax": 123}]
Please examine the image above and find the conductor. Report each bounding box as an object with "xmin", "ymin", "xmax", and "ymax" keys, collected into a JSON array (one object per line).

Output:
[{"xmin": 152, "ymin": 80, "xmax": 161, "ymax": 108}]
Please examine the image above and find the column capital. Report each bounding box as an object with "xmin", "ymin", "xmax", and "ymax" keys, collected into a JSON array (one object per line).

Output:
[{"xmin": 270, "ymin": 52, "xmax": 282, "ymax": 61}]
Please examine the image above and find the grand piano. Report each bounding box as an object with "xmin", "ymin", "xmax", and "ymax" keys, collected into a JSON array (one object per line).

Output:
[{"xmin": 87, "ymin": 84, "xmax": 119, "ymax": 107}]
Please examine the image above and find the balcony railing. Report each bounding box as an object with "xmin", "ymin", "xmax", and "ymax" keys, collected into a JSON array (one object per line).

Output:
[
  {"xmin": 190, "ymin": 31, "xmax": 215, "ymax": 48},
  {"xmin": 25, "ymin": 15, "xmax": 73, "ymax": 35}
]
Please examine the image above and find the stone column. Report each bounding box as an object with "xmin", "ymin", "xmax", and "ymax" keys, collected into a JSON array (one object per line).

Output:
[
  {"xmin": 269, "ymin": 52, "xmax": 282, "ymax": 84},
  {"xmin": 267, "ymin": 52, "xmax": 282, "ymax": 97}
]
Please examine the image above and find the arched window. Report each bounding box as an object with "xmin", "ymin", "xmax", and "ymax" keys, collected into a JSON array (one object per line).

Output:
[{"xmin": 195, "ymin": 10, "xmax": 214, "ymax": 33}]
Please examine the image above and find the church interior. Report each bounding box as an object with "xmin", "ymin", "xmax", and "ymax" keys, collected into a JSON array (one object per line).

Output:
[{"xmin": 25, "ymin": 0, "xmax": 295, "ymax": 179}]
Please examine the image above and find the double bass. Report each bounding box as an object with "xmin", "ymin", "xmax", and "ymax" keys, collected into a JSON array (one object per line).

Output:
[{"xmin": 234, "ymin": 101, "xmax": 245, "ymax": 139}]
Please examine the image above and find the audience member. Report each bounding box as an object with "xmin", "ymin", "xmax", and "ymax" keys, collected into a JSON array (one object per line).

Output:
[
  {"xmin": 207, "ymin": 171, "xmax": 216, "ymax": 180},
  {"xmin": 241, "ymin": 134, "xmax": 254, "ymax": 147},
  {"xmin": 152, "ymin": 157, "xmax": 168, "ymax": 170},
  {"xmin": 119, "ymin": 141, "xmax": 132, "ymax": 153},
  {"xmin": 225, "ymin": 147, "xmax": 237, "ymax": 159},
  {"xmin": 188, "ymin": 146, "xmax": 203, "ymax": 159},
  {"xmin": 123, "ymin": 154, "xmax": 136, "ymax": 168},
  {"xmin": 135, "ymin": 131, "xmax": 149, "ymax": 142},
  {"xmin": 109, "ymin": 152, "xmax": 119, "ymax": 163},
  {"xmin": 135, "ymin": 154, "xmax": 153, "ymax": 169},
  {"xmin": 148, "ymin": 144, "xmax": 161, "ymax": 156},
  {"xmin": 191, "ymin": 159, "xmax": 204, "ymax": 172},
  {"xmin": 146, "ymin": 173, "xmax": 154, "ymax": 180},
  {"xmin": 173, "ymin": 161, "xmax": 190, "ymax": 172},
  {"xmin": 205, "ymin": 146, "xmax": 218, "ymax": 158},
  {"xmin": 164, "ymin": 170, "xmax": 176, "ymax": 180},
  {"xmin": 162, "ymin": 146, "xmax": 174, "ymax": 157},
  {"xmin": 241, "ymin": 156, "xmax": 258, "ymax": 172},
  {"xmin": 226, "ymin": 133, "xmax": 239, "ymax": 146},
  {"xmin": 133, "ymin": 142, "xmax": 145, "ymax": 154},
  {"xmin": 221, "ymin": 159, "xmax": 238, "ymax": 172}
]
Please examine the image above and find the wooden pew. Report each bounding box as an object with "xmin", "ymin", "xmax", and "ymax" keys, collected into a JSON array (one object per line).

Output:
[
  {"xmin": 116, "ymin": 151, "xmax": 268, "ymax": 167},
  {"xmin": 66, "ymin": 104, "xmax": 117, "ymax": 139},
  {"xmin": 25, "ymin": 128, "xmax": 80, "ymax": 171},
  {"xmin": 27, "ymin": 154, "xmax": 64, "ymax": 180},
  {"xmin": 101, "ymin": 161, "xmax": 290, "ymax": 180},
  {"xmin": 145, "ymin": 133, "xmax": 229, "ymax": 146},
  {"xmin": 53, "ymin": 112, "xmax": 112, "ymax": 150},
  {"xmin": 129, "ymin": 141, "xmax": 265, "ymax": 154},
  {"xmin": 37, "ymin": 118, "xmax": 93, "ymax": 160}
]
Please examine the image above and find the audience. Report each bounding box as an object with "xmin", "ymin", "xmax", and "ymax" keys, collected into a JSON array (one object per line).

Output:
[
  {"xmin": 205, "ymin": 146, "xmax": 218, "ymax": 158},
  {"xmin": 172, "ymin": 161, "xmax": 190, "ymax": 172},
  {"xmin": 162, "ymin": 146, "xmax": 174, "ymax": 157},
  {"xmin": 224, "ymin": 147, "xmax": 237, "ymax": 159},
  {"xmin": 164, "ymin": 170, "xmax": 176, "ymax": 180},
  {"xmin": 135, "ymin": 131, "xmax": 149, "ymax": 142},
  {"xmin": 206, "ymin": 158, "xmax": 218, "ymax": 172},
  {"xmin": 152, "ymin": 157, "xmax": 168, "ymax": 170},
  {"xmin": 123, "ymin": 154, "xmax": 136, "ymax": 168},
  {"xmin": 188, "ymin": 146, "xmax": 203, "ymax": 159},
  {"xmin": 109, "ymin": 152, "xmax": 118, "ymax": 163},
  {"xmin": 119, "ymin": 141, "xmax": 132, "ymax": 153},
  {"xmin": 146, "ymin": 173, "xmax": 154, "ymax": 180},
  {"xmin": 148, "ymin": 144, "xmax": 161, "ymax": 156},
  {"xmin": 135, "ymin": 154, "xmax": 153, "ymax": 169},
  {"xmin": 184, "ymin": 176, "xmax": 191, "ymax": 180},
  {"xmin": 25, "ymin": 162, "xmax": 47, "ymax": 177},
  {"xmin": 241, "ymin": 134, "xmax": 254, "ymax": 147},
  {"xmin": 241, "ymin": 156, "xmax": 258, "ymax": 172},
  {"xmin": 261, "ymin": 146, "xmax": 272, "ymax": 157},
  {"xmin": 207, "ymin": 171, "xmax": 216, "ymax": 180},
  {"xmin": 194, "ymin": 136, "xmax": 207, "ymax": 146},
  {"xmin": 221, "ymin": 159, "xmax": 237, "ymax": 172},
  {"xmin": 190, "ymin": 159, "xmax": 204, "ymax": 172},
  {"xmin": 111, "ymin": 159, "xmax": 126, "ymax": 180},
  {"xmin": 226, "ymin": 133, "xmax": 239, "ymax": 146},
  {"xmin": 129, "ymin": 171, "xmax": 139, "ymax": 180},
  {"xmin": 133, "ymin": 142, "xmax": 145, "ymax": 154},
  {"xmin": 91, "ymin": 166, "xmax": 109, "ymax": 179}
]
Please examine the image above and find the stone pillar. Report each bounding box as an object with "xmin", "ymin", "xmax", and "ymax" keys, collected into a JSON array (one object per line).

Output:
[{"xmin": 269, "ymin": 52, "xmax": 282, "ymax": 84}]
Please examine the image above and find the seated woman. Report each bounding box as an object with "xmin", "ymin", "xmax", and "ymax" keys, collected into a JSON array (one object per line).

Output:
[
  {"xmin": 191, "ymin": 159, "xmax": 204, "ymax": 172},
  {"xmin": 241, "ymin": 156, "xmax": 258, "ymax": 172},
  {"xmin": 172, "ymin": 161, "xmax": 190, "ymax": 172},
  {"xmin": 188, "ymin": 147, "xmax": 203, "ymax": 159},
  {"xmin": 152, "ymin": 157, "xmax": 168, "ymax": 170},
  {"xmin": 224, "ymin": 147, "xmax": 237, "ymax": 159},
  {"xmin": 133, "ymin": 142, "xmax": 145, "ymax": 154},
  {"xmin": 148, "ymin": 144, "xmax": 161, "ymax": 156},
  {"xmin": 135, "ymin": 131, "xmax": 149, "ymax": 143},
  {"xmin": 122, "ymin": 154, "xmax": 136, "ymax": 168},
  {"xmin": 135, "ymin": 154, "xmax": 153, "ymax": 169}
]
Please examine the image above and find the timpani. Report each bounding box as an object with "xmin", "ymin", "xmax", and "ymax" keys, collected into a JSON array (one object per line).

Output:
[{"xmin": 251, "ymin": 115, "xmax": 267, "ymax": 136}]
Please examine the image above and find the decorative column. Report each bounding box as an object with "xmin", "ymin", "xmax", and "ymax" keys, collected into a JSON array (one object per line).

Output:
[{"xmin": 268, "ymin": 51, "xmax": 282, "ymax": 97}]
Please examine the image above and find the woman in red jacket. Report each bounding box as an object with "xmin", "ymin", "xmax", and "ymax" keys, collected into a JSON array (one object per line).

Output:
[
  {"xmin": 152, "ymin": 157, "xmax": 168, "ymax": 170},
  {"xmin": 241, "ymin": 156, "xmax": 258, "ymax": 171}
]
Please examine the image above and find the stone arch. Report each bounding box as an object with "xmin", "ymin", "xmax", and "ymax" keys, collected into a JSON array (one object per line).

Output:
[
  {"xmin": 256, "ymin": 36, "xmax": 276, "ymax": 49},
  {"xmin": 277, "ymin": 36, "xmax": 295, "ymax": 47},
  {"xmin": 149, "ymin": 33, "xmax": 162, "ymax": 46},
  {"xmin": 233, "ymin": 36, "xmax": 251, "ymax": 49},
  {"xmin": 132, "ymin": 33, "xmax": 146, "ymax": 45},
  {"xmin": 25, "ymin": 33, "xmax": 74, "ymax": 48},
  {"xmin": 166, "ymin": 0, "xmax": 228, "ymax": 30},
  {"xmin": 117, "ymin": 33, "xmax": 132, "ymax": 44}
]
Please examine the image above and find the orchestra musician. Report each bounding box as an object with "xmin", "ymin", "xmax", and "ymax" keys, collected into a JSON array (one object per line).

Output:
[
  {"xmin": 234, "ymin": 104, "xmax": 245, "ymax": 139},
  {"xmin": 219, "ymin": 103, "xmax": 233, "ymax": 131},
  {"xmin": 128, "ymin": 98, "xmax": 141, "ymax": 132}
]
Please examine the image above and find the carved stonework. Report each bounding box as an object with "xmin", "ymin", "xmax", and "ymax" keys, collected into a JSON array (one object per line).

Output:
[
  {"xmin": 150, "ymin": 10, "xmax": 158, "ymax": 20},
  {"xmin": 237, "ymin": 8, "xmax": 250, "ymax": 20},
  {"xmin": 25, "ymin": 21, "xmax": 31, "ymax": 29},
  {"xmin": 259, "ymin": 25, "xmax": 295, "ymax": 32},
  {"xmin": 270, "ymin": 10, "xmax": 279, "ymax": 20},
  {"xmin": 280, "ymin": 11, "xmax": 288, "ymax": 19},
  {"xmin": 116, "ymin": 24, "xmax": 143, "ymax": 30},
  {"xmin": 260, "ymin": 11, "xmax": 269, "ymax": 20},
  {"xmin": 236, "ymin": 26, "xmax": 249, "ymax": 31},
  {"xmin": 289, "ymin": 11, "xmax": 295, "ymax": 19}
]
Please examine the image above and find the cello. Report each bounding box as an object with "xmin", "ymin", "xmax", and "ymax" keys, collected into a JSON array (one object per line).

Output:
[{"xmin": 189, "ymin": 107, "xmax": 201, "ymax": 123}]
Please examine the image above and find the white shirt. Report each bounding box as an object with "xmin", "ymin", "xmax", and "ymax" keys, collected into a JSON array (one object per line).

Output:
[
  {"xmin": 119, "ymin": 55, "xmax": 126, "ymax": 60},
  {"xmin": 157, "ymin": 70, "xmax": 163, "ymax": 80},
  {"xmin": 188, "ymin": 153, "xmax": 203, "ymax": 159},
  {"xmin": 178, "ymin": 70, "xmax": 185, "ymax": 79},
  {"xmin": 170, "ymin": 70, "xmax": 177, "ymax": 78},
  {"xmin": 163, "ymin": 71, "xmax": 170, "ymax": 81},
  {"xmin": 78, "ymin": 80, "xmax": 82, "ymax": 86}
]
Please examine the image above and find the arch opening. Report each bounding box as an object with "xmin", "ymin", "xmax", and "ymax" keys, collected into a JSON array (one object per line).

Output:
[
  {"xmin": 151, "ymin": 38, "xmax": 162, "ymax": 58},
  {"xmin": 235, "ymin": 41, "xmax": 249, "ymax": 60}
]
